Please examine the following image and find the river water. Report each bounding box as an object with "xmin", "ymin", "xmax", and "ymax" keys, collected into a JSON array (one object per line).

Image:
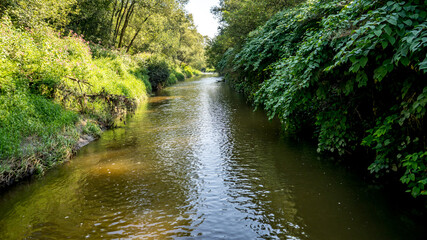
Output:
[{"xmin": 0, "ymin": 76, "xmax": 426, "ymax": 239}]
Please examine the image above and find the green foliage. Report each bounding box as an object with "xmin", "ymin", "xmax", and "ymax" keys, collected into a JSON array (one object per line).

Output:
[
  {"xmin": 0, "ymin": 90, "xmax": 81, "ymax": 185},
  {"xmin": 204, "ymin": 68, "xmax": 216, "ymax": 73},
  {"xmin": 212, "ymin": 0, "xmax": 427, "ymax": 197},
  {"xmin": 212, "ymin": 0, "xmax": 303, "ymax": 47},
  {"xmin": 167, "ymin": 73, "xmax": 178, "ymax": 85},
  {"xmin": 0, "ymin": 92, "xmax": 78, "ymax": 158},
  {"xmin": 170, "ymin": 13, "xmax": 207, "ymax": 69},
  {"xmin": 400, "ymin": 151, "xmax": 427, "ymax": 197},
  {"xmin": 67, "ymin": 0, "xmax": 112, "ymax": 44},
  {"xmin": 174, "ymin": 68, "xmax": 185, "ymax": 81},
  {"xmin": 182, "ymin": 64, "xmax": 202, "ymax": 78},
  {"xmin": 146, "ymin": 55, "xmax": 171, "ymax": 90},
  {"xmin": 145, "ymin": 55, "xmax": 203, "ymax": 90},
  {"xmin": 6, "ymin": 0, "xmax": 77, "ymax": 29},
  {"xmin": 182, "ymin": 65, "xmax": 193, "ymax": 78},
  {"xmin": 207, "ymin": 0, "xmax": 304, "ymax": 68},
  {"xmin": 82, "ymin": 120, "xmax": 102, "ymax": 137},
  {"xmin": 0, "ymin": 16, "xmax": 148, "ymax": 186},
  {"xmin": 0, "ymin": 0, "xmax": 207, "ymax": 188},
  {"xmin": 2, "ymin": 0, "xmax": 206, "ymax": 70}
]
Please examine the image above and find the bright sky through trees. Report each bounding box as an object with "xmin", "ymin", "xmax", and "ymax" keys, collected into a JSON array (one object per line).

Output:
[{"xmin": 185, "ymin": 0, "xmax": 219, "ymax": 38}]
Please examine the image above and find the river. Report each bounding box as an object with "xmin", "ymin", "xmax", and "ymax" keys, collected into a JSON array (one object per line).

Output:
[{"xmin": 0, "ymin": 76, "xmax": 426, "ymax": 239}]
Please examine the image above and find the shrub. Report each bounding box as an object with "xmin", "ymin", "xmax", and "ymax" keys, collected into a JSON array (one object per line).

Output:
[
  {"xmin": 167, "ymin": 73, "xmax": 178, "ymax": 85},
  {"xmin": 174, "ymin": 68, "xmax": 186, "ymax": 81},
  {"xmin": 82, "ymin": 120, "xmax": 102, "ymax": 137},
  {"xmin": 147, "ymin": 56, "xmax": 171, "ymax": 90},
  {"xmin": 217, "ymin": 0, "xmax": 427, "ymax": 197},
  {"xmin": 182, "ymin": 65, "xmax": 194, "ymax": 78}
]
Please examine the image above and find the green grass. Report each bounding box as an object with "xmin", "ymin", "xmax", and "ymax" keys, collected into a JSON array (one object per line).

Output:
[{"xmin": 0, "ymin": 16, "xmax": 148, "ymax": 187}]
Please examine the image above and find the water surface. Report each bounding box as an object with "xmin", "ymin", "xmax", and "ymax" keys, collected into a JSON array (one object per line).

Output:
[{"xmin": 0, "ymin": 76, "xmax": 426, "ymax": 239}]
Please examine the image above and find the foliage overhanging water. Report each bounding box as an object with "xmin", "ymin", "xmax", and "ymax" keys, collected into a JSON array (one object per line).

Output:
[{"xmin": 0, "ymin": 76, "xmax": 426, "ymax": 239}]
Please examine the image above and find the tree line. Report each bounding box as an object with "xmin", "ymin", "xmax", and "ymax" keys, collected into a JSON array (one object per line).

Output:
[{"xmin": 1, "ymin": 0, "xmax": 206, "ymax": 69}]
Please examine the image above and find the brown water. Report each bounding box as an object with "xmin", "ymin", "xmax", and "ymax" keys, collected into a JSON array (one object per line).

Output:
[{"xmin": 0, "ymin": 76, "xmax": 426, "ymax": 239}]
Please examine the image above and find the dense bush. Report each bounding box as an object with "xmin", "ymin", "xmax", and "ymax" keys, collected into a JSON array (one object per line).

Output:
[
  {"xmin": 167, "ymin": 73, "xmax": 178, "ymax": 85},
  {"xmin": 182, "ymin": 64, "xmax": 202, "ymax": 78},
  {"xmin": 146, "ymin": 55, "xmax": 203, "ymax": 90},
  {"xmin": 174, "ymin": 68, "xmax": 186, "ymax": 81},
  {"xmin": 183, "ymin": 65, "xmax": 194, "ymax": 78},
  {"xmin": 147, "ymin": 56, "xmax": 171, "ymax": 91},
  {"xmin": 215, "ymin": 0, "xmax": 427, "ymax": 197}
]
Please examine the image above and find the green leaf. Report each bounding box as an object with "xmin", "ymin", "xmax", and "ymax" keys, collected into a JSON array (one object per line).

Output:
[
  {"xmin": 387, "ymin": 1, "xmax": 395, "ymax": 7},
  {"xmin": 374, "ymin": 66, "xmax": 387, "ymax": 81},
  {"xmin": 374, "ymin": 29, "xmax": 382, "ymax": 37},
  {"xmin": 398, "ymin": 11, "xmax": 407, "ymax": 18},
  {"xmin": 350, "ymin": 62, "xmax": 360, "ymax": 72},
  {"xmin": 412, "ymin": 186, "xmax": 420, "ymax": 197},
  {"xmin": 386, "ymin": 35, "xmax": 396, "ymax": 45},
  {"xmin": 381, "ymin": 41, "xmax": 389, "ymax": 49},
  {"xmin": 356, "ymin": 71, "xmax": 368, "ymax": 87},
  {"xmin": 386, "ymin": 63, "xmax": 394, "ymax": 72},
  {"xmin": 344, "ymin": 80, "xmax": 353, "ymax": 95},
  {"xmin": 400, "ymin": 57, "xmax": 410, "ymax": 66},
  {"xmin": 403, "ymin": 19, "xmax": 413, "ymax": 26},
  {"xmin": 384, "ymin": 26, "xmax": 392, "ymax": 35},
  {"xmin": 384, "ymin": 139, "xmax": 391, "ymax": 146},
  {"xmin": 386, "ymin": 17, "xmax": 398, "ymax": 25},
  {"xmin": 401, "ymin": 82, "xmax": 412, "ymax": 98},
  {"xmin": 360, "ymin": 57, "xmax": 368, "ymax": 68}
]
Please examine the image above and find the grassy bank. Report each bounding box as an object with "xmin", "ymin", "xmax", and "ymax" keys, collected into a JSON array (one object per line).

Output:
[{"xmin": 0, "ymin": 16, "xmax": 201, "ymax": 188}]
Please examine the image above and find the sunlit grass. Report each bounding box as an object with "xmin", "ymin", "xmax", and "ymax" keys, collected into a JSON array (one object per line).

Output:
[{"xmin": 0, "ymin": 16, "xmax": 148, "ymax": 186}]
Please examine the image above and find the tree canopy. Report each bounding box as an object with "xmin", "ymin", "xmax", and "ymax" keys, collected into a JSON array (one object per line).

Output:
[
  {"xmin": 1, "ymin": 0, "xmax": 206, "ymax": 69},
  {"xmin": 206, "ymin": 0, "xmax": 303, "ymax": 68}
]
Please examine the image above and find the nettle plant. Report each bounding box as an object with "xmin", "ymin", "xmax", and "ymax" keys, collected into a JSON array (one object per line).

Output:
[{"xmin": 229, "ymin": 0, "xmax": 426, "ymax": 196}]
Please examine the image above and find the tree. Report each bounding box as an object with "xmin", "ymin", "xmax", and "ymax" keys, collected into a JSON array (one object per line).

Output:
[
  {"xmin": 67, "ymin": 0, "xmax": 113, "ymax": 43},
  {"xmin": 208, "ymin": 0, "xmax": 303, "ymax": 68},
  {"xmin": 6, "ymin": 0, "xmax": 77, "ymax": 29},
  {"xmin": 212, "ymin": 0, "xmax": 301, "ymax": 46}
]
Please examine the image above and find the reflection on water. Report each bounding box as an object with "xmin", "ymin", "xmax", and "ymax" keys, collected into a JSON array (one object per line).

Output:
[{"xmin": 1, "ymin": 77, "xmax": 426, "ymax": 239}]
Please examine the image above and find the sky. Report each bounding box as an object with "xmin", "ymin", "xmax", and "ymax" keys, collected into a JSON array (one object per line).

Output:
[{"xmin": 185, "ymin": 0, "xmax": 220, "ymax": 39}]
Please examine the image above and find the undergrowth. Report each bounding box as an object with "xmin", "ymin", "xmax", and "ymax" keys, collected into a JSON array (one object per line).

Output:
[
  {"xmin": 217, "ymin": 0, "xmax": 427, "ymax": 197},
  {"xmin": 0, "ymin": 16, "xmax": 150, "ymax": 187}
]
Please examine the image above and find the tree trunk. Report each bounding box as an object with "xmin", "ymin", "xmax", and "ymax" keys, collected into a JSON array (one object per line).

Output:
[
  {"xmin": 114, "ymin": 0, "xmax": 129, "ymax": 46},
  {"xmin": 109, "ymin": 0, "xmax": 118, "ymax": 35},
  {"xmin": 126, "ymin": 27, "xmax": 142, "ymax": 53},
  {"xmin": 126, "ymin": 15, "xmax": 151, "ymax": 53},
  {"xmin": 118, "ymin": 1, "xmax": 135, "ymax": 48},
  {"xmin": 112, "ymin": 0, "xmax": 124, "ymax": 45}
]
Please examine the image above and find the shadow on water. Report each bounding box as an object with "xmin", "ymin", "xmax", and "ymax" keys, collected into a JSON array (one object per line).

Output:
[{"xmin": 1, "ymin": 76, "xmax": 426, "ymax": 239}]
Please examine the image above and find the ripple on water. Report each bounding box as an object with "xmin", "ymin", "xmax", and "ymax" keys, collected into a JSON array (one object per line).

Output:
[{"xmin": 1, "ymin": 77, "xmax": 426, "ymax": 239}]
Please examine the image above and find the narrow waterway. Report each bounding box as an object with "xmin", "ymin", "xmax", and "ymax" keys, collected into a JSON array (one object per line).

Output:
[{"xmin": 0, "ymin": 76, "xmax": 426, "ymax": 239}]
